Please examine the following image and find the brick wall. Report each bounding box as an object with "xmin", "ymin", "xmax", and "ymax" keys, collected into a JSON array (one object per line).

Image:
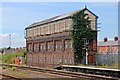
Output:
[{"xmin": 26, "ymin": 34, "xmax": 97, "ymax": 67}]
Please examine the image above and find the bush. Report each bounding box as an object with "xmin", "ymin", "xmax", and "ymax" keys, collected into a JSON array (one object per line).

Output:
[
  {"xmin": 12, "ymin": 67, "xmax": 16, "ymax": 71},
  {"xmin": 0, "ymin": 54, "xmax": 2, "ymax": 62},
  {"xmin": 2, "ymin": 49, "xmax": 26, "ymax": 64},
  {"xmin": 2, "ymin": 66, "xmax": 6, "ymax": 69}
]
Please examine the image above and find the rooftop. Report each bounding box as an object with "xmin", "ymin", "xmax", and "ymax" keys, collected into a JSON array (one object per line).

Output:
[
  {"xmin": 97, "ymin": 40, "xmax": 120, "ymax": 46},
  {"xmin": 25, "ymin": 7, "xmax": 98, "ymax": 29}
]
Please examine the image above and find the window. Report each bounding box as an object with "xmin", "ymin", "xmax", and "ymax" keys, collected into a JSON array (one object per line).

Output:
[
  {"xmin": 54, "ymin": 58, "xmax": 57, "ymax": 63},
  {"xmin": 51, "ymin": 23, "xmax": 55, "ymax": 34},
  {"xmin": 33, "ymin": 45, "xmax": 35, "ymax": 51},
  {"xmin": 60, "ymin": 44, "xmax": 62, "ymax": 49},
  {"xmin": 38, "ymin": 27, "xmax": 40, "ymax": 35},
  {"xmin": 47, "ymin": 42, "xmax": 52, "ymax": 50},
  {"xmin": 60, "ymin": 58, "xmax": 62, "ymax": 63},
  {"xmin": 65, "ymin": 44, "xmax": 68, "ymax": 49},
  {"xmin": 47, "ymin": 45, "xmax": 50, "ymax": 49},
  {"xmin": 51, "ymin": 45, "xmax": 54, "ymax": 49},
  {"xmin": 36, "ymin": 58, "xmax": 38, "ymax": 62},
  {"xmin": 44, "ymin": 45, "xmax": 46, "ymax": 49},
  {"xmin": 55, "ymin": 21, "xmax": 60, "ymax": 33},
  {"xmin": 70, "ymin": 43, "xmax": 72, "ymax": 48},
  {"xmin": 28, "ymin": 58, "xmax": 32, "ymax": 62},
  {"xmin": 37, "ymin": 27, "xmax": 40, "ymax": 36},
  {"xmin": 30, "ymin": 29, "xmax": 32, "ymax": 37},
  {"xmin": 64, "ymin": 58, "xmax": 67, "ymax": 64},
  {"xmin": 28, "ymin": 44, "xmax": 31, "ymax": 51},
  {"xmin": 26, "ymin": 29, "xmax": 28, "ymax": 38},
  {"xmin": 70, "ymin": 59, "xmax": 72, "ymax": 64},
  {"xmin": 40, "ymin": 27, "xmax": 43, "ymax": 35},
  {"xmin": 36, "ymin": 28, "xmax": 38, "ymax": 36},
  {"xmin": 50, "ymin": 59, "xmax": 52, "ymax": 62},
  {"xmin": 40, "ymin": 46, "xmax": 42, "ymax": 50},
  {"xmin": 59, "ymin": 20, "xmax": 65, "ymax": 32},
  {"xmin": 41, "ymin": 26, "xmax": 44, "ymax": 35},
  {"xmin": 39, "ymin": 58, "xmax": 41, "ymax": 62},
  {"xmin": 33, "ymin": 28, "xmax": 36, "ymax": 37},
  {"xmin": 56, "ymin": 44, "xmax": 58, "ymax": 50}
]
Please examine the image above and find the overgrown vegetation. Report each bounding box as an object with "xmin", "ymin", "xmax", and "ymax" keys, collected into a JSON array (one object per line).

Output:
[
  {"xmin": 0, "ymin": 48, "xmax": 4, "ymax": 54},
  {"xmin": 12, "ymin": 67, "xmax": 16, "ymax": 71},
  {"xmin": 2, "ymin": 66, "xmax": 6, "ymax": 69},
  {"xmin": 2, "ymin": 49, "xmax": 26, "ymax": 64},
  {"xmin": 0, "ymin": 54, "xmax": 2, "ymax": 63},
  {"xmin": 71, "ymin": 8, "xmax": 96, "ymax": 64}
]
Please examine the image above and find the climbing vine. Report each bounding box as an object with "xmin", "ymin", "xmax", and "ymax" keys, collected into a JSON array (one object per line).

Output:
[{"xmin": 71, "ymin": 8, "xmax": 96, "ymax": 64}]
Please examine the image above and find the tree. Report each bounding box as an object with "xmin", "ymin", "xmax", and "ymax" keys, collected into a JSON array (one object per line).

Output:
[
  {"xmin": 0, "ymin": 48, "xmax": 4, "ymax": 54},
  {"xmin": 71, "ymin": 8, "xmax": 96, "ymax": 64}
]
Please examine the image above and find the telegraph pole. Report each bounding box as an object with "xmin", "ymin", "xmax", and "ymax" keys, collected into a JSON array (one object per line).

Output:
[{"xmin": 9, "ymin": 34, "xmax": 11, "ymax": 48}]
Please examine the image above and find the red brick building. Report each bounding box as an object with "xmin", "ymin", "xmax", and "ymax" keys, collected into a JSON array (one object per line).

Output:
[
  {"xmin": 25, "ymin": 7, "xmax": 98, "ymax": 68},
  {"xmin": 97, "ymin": 39, "xmax": 120, "ymax": 54}
]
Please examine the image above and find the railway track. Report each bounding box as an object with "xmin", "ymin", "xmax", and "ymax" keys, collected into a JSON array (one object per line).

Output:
[
  {"xmin": 1, "ymin": 63, "xmax": 120, "ymax": 80},
  {"xmin": 1, "ymin": 73, "xmax": 21, "ymax": 80}
]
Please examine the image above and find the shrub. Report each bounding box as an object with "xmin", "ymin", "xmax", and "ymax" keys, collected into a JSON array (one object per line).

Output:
[
  {"xmin": 12, "ymin": 67, "xmax": 16, "ymax": 71},
  {"xmin": 2, "ymin": 66, "xmax": 6, "ymax": 69},
  {"xmin": 2, "ymin": 49, "xmax": 26, "ymax": 64}
]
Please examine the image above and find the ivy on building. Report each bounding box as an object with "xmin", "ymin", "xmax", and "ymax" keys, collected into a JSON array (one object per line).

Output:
[{"xmin": 71, "ymin": 8, "xmax": 96, "ymax": 64}]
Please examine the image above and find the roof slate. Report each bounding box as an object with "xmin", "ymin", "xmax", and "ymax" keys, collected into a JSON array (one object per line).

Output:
[
  {"xmin": 25, "ymin": 7, "xmax": 98, "ymax": 29},
  {"xmin": 97, "ymin": 40, "xmax": 120, "ymax": 46}
]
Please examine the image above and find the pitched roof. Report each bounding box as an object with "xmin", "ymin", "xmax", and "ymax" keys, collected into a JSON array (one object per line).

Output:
[
  {"xmin": 97, "ymin": 40, "xmax": 120, "ymax": 46},
  {"xmin": 25, "ymin": 7, "xmax": 98, "ymax": 29}
]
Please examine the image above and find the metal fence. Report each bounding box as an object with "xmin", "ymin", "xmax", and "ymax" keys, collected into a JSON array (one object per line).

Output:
[{"xmin": 96, "ymin": 53, "xmax": 119, "ymax": 65}]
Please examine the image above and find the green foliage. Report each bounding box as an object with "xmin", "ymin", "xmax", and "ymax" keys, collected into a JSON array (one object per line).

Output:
[
  {"xmin": 2, "ymin": 49, "xmax": 26, "ymax": 64},
  {"xmin": 2, "ymin": 66, "xmax": 6, "ymax": 69},
  {"xmin": 71, "ymin": 9, "xmax": 96, "ymax": 64},
  {"xmin": 12, "ymin": 67, "xmax": 16, "ymax": 71},
  {"xmin": 0, "ymin": 54, "xmax": 2, "ymax": 62},
  {"xmin": 0, "ymin": 48, "xmax": 4, "ymax": 54}
]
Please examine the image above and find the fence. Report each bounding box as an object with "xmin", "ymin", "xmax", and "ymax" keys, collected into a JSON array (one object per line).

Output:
[{"xmin": 96, "ymin": 53, "xmax": 119, "ymax": 66}]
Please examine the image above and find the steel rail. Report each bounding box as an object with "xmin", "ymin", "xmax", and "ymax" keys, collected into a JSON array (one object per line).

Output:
[
  {"xmin": 1, "ymin": 73, "xmax": 22, "ymax": 80},
  {"xmin": 1, "ymin": 63, "xmax": 119, "ymax": 80}
]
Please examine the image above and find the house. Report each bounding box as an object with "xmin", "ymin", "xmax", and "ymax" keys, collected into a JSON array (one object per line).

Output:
[{"xmin": 97, "ymin": 39, "xmax": 120, "ymax": 54}]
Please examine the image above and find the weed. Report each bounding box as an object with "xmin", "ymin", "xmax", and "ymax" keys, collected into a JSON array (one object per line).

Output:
[{"xmin": 12, "ymin": 67, "xmax": 16, "ymax": 71}]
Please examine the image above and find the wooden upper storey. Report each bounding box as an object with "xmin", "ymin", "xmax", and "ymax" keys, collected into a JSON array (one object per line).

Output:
[{"xmin": 25, "ymin": 7, "xmax": 98, "ymax": 39}]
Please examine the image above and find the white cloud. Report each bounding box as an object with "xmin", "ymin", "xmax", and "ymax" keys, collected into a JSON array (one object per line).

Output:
[{"xmin": 0, "ymin": 33, "xmax": 25, "ymax": 48}]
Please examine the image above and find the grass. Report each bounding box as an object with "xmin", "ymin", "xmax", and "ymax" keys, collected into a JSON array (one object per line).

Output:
[
  {"xmin": 0, "ymin": 54, "xmax": 2, "ymax": 63},
  {"xmin": 2, "ymin": 66, "xmax": 6, "ymax": 69},
  {"xmin": 2, "ymin": 66, "xmax": 29, "ymax": 78},
  {"xmin": 12, "ymin": 67, "xmax": 16, "ymax": 71}
]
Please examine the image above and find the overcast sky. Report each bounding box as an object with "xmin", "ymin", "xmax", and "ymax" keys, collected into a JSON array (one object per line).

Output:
[{"xmin": 0, "ymin": 2, "xmax": 118, "ymax": 48}]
